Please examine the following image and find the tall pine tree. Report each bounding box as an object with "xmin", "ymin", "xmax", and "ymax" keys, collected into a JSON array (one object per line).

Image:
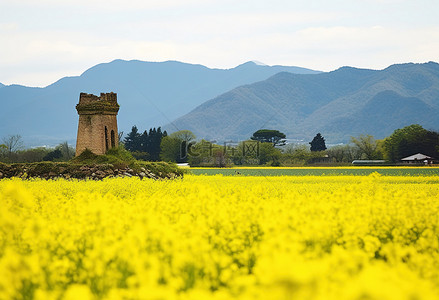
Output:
[
  {"xmin": 309, "ymin": 133, "xmax": 327, "ymax": 152},
  {"xmin": 124, "ymin": 126, "xmax": 141, "ymax": 152}
]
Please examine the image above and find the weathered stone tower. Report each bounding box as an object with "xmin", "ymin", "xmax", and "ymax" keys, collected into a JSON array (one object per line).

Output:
[{"xmin": 75, "ymin": 92, "xmax": 120, "ymax": 156}]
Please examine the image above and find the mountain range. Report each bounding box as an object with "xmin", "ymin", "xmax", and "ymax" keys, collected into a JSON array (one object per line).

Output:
[
  {"xmin": 168, "ymin": 62, "xmax": 439, "ymax": 143},
  {"xmin": 0, "ymin": 60, "xmax": 319, "ymax": 147},
  {"xmin": 2, "ymin": 60, "xmax": 439, "ymax": 147}
]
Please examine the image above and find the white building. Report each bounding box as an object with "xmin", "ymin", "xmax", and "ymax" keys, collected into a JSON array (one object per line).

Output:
[{"xmin": 401, "ymin": 153, "xmax": 435, "ymax": 165}]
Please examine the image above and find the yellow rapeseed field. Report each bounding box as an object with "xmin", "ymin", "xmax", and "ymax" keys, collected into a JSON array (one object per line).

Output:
[{"xmin": 1, "ymin": 174, "xmax": 439, "ymax": 299}]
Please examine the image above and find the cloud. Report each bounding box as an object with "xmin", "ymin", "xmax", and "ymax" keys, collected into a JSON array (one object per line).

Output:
[
  {"xmin": 266, "ymin": 25, "xmax": 439, "ymax": 70},
  {"xmin": 4, "ymin": 0, "xmax": 223, "ymax": 12},
  {"xmin": 1, "ymin": 0, "xmax": 439, "ymax": 86},
  {"xmin": 2, "ymin": 23, "xmax": 439, "ymax": 86}
]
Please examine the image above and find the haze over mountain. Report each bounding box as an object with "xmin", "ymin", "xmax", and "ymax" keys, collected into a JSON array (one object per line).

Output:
[
  {"xmin": 168, "ymin": 62, "xmax": 439, "ymax": 143},
  {"xmin": 0, "ymin": 60, "xmax": 319, "ymax": 147}
]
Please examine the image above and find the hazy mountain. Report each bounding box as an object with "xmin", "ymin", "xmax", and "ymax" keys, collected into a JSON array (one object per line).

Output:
[
  {"xmin": 168, "ymin": 62, "xmax": 439, "ymax": 143},
  {"xmin": 0, "ymin": 83, "xmax": 4, "ymax": 88},
  {"xmin": 0, "ymin": 60, "xmax": 319, "ymax": 146}
]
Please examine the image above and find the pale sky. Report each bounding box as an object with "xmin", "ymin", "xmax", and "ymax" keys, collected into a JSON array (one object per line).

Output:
[{"xmin": 1, "ymin": 0, "xmax": 438, "ymax": 87}]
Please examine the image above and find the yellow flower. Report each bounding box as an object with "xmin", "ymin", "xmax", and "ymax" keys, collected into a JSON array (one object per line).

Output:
[{"xmin": 1, "ymin": 174, "xmax": 439, "ymax": 299}]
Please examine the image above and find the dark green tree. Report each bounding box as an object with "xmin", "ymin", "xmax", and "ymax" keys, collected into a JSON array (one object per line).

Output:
[
  {"xmin": 309, "ymin": 133, "xmax": 327, "ymax": 152},
  {"xmin": 124, "ymin": 126, "xmax": 141, "ymax": 152},
  {"xmin": 383, "ymin": 124, "xmax": 439, "ymax": 162},
  {"xmin": 251, "ymin": 129, "xmax": 286, "ymax": 147}
]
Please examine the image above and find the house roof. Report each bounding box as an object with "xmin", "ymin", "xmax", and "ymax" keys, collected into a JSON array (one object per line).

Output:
[{"xmin": 401, "ymin": 153, "xmax": 433, "ymax": 161}]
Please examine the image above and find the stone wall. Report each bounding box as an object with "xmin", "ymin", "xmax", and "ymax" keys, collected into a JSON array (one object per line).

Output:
[{"xmin": 0, "ymin": 162, "xmax": 184, "ymax": 180}]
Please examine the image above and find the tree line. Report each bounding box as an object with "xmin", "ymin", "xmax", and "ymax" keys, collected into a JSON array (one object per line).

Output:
[
  {"xmin": 0, "ymin": 136, "xmax": 75, "ymax": 163},
  {"xmin": 151, "ymin": 125, "xmax": 439, "ymax": 166},
  {"xmin": 123, "ymin": 126, "xmax": 167, "ymax": 161},
  {"xmin": 2, "ymin": 124, "xmax": 438, "ymax": 166}
]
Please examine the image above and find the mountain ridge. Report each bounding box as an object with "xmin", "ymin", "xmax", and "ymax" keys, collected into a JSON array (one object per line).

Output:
[
  {"xmin": 167, "ymin": 62, "xmax": 439, "ymax": 143},
  {"xmin": 0, "ymin": 59, "xmax": 320, "ymax": 146}
]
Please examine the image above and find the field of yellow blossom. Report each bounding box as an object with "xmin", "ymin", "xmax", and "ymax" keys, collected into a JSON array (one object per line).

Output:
[{"xmin": 1, "ymin": 173, "xmax": 439, "ymax": 299}]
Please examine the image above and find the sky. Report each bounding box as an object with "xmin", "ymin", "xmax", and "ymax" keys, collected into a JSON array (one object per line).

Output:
[{"xmin": 0, "ymin": 0, "xmax": 438, "ymax": 87}]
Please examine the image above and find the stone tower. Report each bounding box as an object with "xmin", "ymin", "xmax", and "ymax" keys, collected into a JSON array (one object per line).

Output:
[{"xmin": 75, "ymin": 92, "xmax": 120, "ymax": 156}]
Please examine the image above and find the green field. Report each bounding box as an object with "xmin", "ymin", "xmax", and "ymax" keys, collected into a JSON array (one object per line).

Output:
[{"xmin": 189, "ymin": 167, "xmax": 439, "ymax": 176}]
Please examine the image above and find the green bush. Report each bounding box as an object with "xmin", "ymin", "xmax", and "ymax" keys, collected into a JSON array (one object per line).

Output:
[{"xmin": 72, "ymin": 147, "xmax": 135, "ymax": 168}]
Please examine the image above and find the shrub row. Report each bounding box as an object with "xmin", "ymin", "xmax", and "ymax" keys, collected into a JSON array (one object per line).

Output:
[{"xmin": 0, "ymin": 161, "xmax": 184, "ymax": 180}]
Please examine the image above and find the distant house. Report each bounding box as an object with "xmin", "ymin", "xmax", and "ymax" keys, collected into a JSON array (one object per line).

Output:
[{"xmin": 401, "ymin": 153, "xmax": 435, "ymax": 165}]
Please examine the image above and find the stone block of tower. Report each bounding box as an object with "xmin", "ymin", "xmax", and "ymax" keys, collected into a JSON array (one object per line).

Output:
[{"xmin": 75, "ymin": 92, "xmax": 120, "ymax": 156}]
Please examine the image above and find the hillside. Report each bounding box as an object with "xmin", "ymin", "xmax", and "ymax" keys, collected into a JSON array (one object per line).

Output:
[
  {"xmin": 168, "ymin": 62, "xmax": 439, "ymax": 143},
  {"xmin": 0, "ymin": 60, "xmax": 319, "ymax": 146}
]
